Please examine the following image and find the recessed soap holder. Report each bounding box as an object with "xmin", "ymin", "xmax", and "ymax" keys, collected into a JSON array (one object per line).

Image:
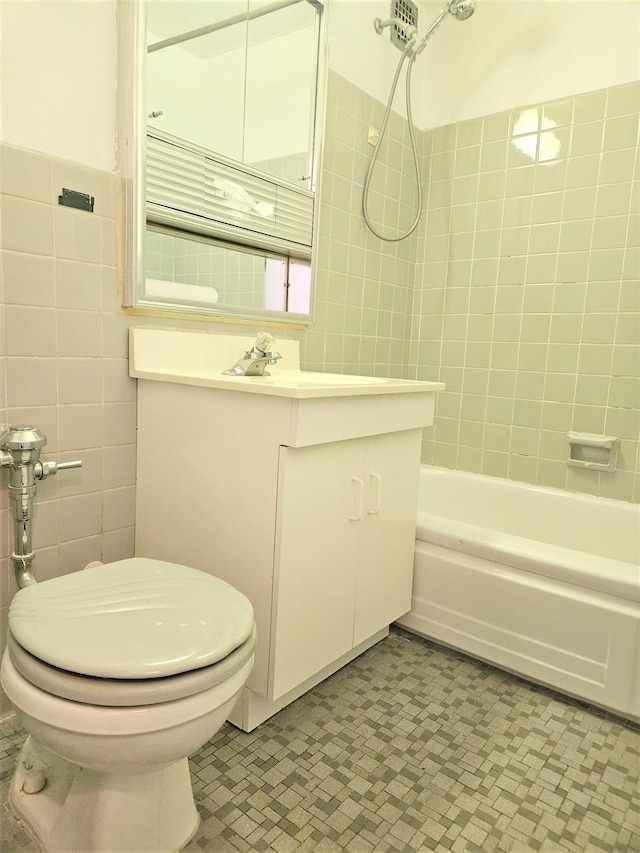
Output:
[{"xmin": 567, "ymin": 432, "xmax": 618, "ymax": 472}]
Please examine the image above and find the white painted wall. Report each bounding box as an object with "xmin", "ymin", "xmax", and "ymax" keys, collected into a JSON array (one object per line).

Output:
[
  {"xmin": 2, "ymin": 0, "xmax": 638, "ymax": 168},
  {"xmin": 416, "ymin": 0, "xmax": 640, "ymax": 128},
  {"xmin": 0, "ymin": 0, "xmax": 117, "ymax": 171},
  {"xmin": 327, "ymin": 0, "xmax": 640, "ymax": 129},
  {"xmin": 326, "ymin": 0, "xmax": 416, "ymax": 111}
]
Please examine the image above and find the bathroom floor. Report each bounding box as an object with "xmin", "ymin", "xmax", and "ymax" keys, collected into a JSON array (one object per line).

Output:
[{"xmin": 1, "ymin": 629, "xmax": 638, "ymax": 853}]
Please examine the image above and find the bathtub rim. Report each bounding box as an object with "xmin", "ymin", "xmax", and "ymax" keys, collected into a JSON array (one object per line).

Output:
[{"xmin": 416, "ymin": 510, "xmax": 639, "ymax": 604}]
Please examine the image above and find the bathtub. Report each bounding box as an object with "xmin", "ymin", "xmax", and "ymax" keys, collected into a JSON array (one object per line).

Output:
[{"xmin": 396, "ymin": 466, "xmax": 640, "ymax": 722}]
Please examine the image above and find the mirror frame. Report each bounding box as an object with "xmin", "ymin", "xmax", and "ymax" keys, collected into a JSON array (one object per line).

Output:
[{"xmin": 117, "ymin": 0, "xmax": 328, "ymax": 326}]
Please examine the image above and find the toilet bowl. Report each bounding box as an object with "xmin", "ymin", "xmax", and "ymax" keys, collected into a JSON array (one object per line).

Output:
[{"xmin": 1, "ymin": 557, "xmax": 256, "ymax": 852}]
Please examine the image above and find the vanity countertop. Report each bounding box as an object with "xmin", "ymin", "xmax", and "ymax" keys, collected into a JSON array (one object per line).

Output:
[{"xmin": 129, "ymin": 329, "xmax": 445, "ymax": 400}]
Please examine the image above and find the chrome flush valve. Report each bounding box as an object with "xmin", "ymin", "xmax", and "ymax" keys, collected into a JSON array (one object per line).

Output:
[
  {"xmin": 0, "ymin": 424, "xmax": 82, "ymax": 483},
  {"xmin": 0, "ymin": 425, "xmax": 82, "ymax": 587}
]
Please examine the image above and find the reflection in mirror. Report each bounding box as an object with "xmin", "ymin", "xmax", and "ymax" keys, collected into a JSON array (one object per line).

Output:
[
  {"xmin": 123, "ymin": 0, "xmax": 325, "ymax": 323},
  {"xmin": 146, "ymin": 0, "xmax": 320, "ymax": 191},
  {"xmin": 145, "ymin": 226, "xmax": 311, "ymax": 317}
]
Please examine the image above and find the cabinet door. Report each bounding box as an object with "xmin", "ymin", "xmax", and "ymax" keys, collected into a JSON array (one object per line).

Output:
[
  {"xmin": 271, "ymin": 439, "xmax": 363, "ymax": 700},
  {"xmin": 353, "ymin": 429, "xmax": 422, "ymax": 646}
]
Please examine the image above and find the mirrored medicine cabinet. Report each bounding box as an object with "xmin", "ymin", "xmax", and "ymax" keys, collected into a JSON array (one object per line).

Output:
[{"xmin": 118, "ymin": 0, "xmax": 327, "ymax": 324}]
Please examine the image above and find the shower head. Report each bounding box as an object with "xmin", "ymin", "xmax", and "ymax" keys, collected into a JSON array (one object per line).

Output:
[
  {"xmin": 448, "ymin": 0, "xmax": 475, "ymax": 21},
  {"xmin": 410, "ymin": 0, "xmax": 475, "ymax": 55}
]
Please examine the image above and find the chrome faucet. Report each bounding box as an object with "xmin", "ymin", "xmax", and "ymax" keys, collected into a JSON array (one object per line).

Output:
[
  {"xmin": 0, "ymin": 425, "xmax": 82, "ymax": 588},
  {"xmin": 223, "ymin": 332, "xmax": 282, "ymax": 377}
]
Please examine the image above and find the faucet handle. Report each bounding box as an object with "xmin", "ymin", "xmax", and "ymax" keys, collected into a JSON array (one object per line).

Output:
[{"xmin": 255, "ymin": 331, "xmax": 275, "ymax": 352}]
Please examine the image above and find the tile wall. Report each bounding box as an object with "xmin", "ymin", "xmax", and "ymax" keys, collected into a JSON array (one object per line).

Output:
[
  {"xmin": 0, "ymin": 145, "xmax": 129, "ymax": 712},
  {"xmin": 0, "ymin": 143, "xmax": 303, "ymax": 714},
  {"xmin": 308, "ymin": 71, "xmax": 638, "ymax": 503},
  {"xmin": 412, "ymin": 81, "xmax": 639, "ymax": 502},
  {"xmin": 301, "ymin": 71, "xmax": 421, "ymax": 376}
]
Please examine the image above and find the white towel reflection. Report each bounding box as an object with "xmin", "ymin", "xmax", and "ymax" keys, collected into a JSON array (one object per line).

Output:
[{"xmin": 145, "ymin": 278, "xmax": 219, "ymax": 304}]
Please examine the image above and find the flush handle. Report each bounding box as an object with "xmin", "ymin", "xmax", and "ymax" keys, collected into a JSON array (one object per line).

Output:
[{"xmin": 35, "ymin": 459, "xmax": 83, "ymax": 480}]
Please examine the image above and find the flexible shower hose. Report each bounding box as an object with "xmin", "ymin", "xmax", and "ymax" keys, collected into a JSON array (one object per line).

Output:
[{"xmin": 362, "ymin": 44, "xmax": 422, "ymax": 242}]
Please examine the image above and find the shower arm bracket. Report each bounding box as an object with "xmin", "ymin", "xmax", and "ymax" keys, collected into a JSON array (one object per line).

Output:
[
  {"xmin": 0, "ymin": 425, "xmax": 82, "ymax": 589},
  {"xmin": 374, "ymin": 16, "xmax": 417, "ymax": 44}
]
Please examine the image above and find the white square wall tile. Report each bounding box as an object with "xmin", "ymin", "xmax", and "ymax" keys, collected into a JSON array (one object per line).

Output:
[
  {"xmin": 58, "ymin": 536, "xmax": 103, "ymax": 575},
  {"xmin": 58, "ymin": 448, "xmax": 104, "ymax": 497},
  {"xmin": 56, "ymin": 309, "xmax": 102, "ymax": 357},
  {"xmin": 1, "ymin": 145, "xmax": 53, "ymax": 203},
  {"xmin": 1, "ymin": 196, "xmax": 54, "ymax": 256},
  {"xmin": 102, "ymin": 527, "xmax": 135, "ymax": 564},
  {"xmin": 54, "ymin": 205, "xmax": 101, "ymax": 263},
  {"xmin": 3, "ymin": 252, "xmax": 55, "ymax": 306},
  {"xmin": 59, "ymin": 404, "xmax": 103, "ymax": 451},
  {"xmin": 103, "ymin": 402, "xmax": 136, "ymax": 446},
  {"xmin": 58, "ymin": 359, "xmax": 103, "ymax": 404},
  {"xmin": 5, "ymin": 306, "xmax": 56, "ymax": 356},
  {"xmin": 103, "ymin": 487, "xmax": 136, "ymax": 532},
  {"xmin": 56, "ymin": 259, "xmax": 102, "ymax": 310},
  {"xmin": 101, "ymin": 218, "xmax": 117, "ymax": 266},
  {"xmin": 6, "ymin": 358, "xmax": 57, "ymax": 407},
  {"xmin": 59, "ymin": 493, "xmax": 103, "ymax": 542},
  {"xmin": 102, "ymin": 358, "xmax": 137, "ymax": 403},
  {"xmin": 103, "ymin": 444, "xmax": 136, "ymax": 490},
  {"xmin": 31, "ymin": 500, "xmax": 60, "ymax": 551}
]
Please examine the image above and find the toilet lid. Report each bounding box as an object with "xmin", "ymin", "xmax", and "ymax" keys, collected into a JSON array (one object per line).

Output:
[{"xmin": 8, "ymin": 558, "xmax": 254, "ymax": 679}]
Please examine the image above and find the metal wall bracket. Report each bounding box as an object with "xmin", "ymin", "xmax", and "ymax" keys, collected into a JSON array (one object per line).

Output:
[{"xmin": 58, "ymin": 188, "xmax": 95, "ymax": 213}]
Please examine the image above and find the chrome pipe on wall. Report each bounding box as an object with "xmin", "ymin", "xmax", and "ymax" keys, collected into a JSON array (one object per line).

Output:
[{"xmin": 0, "ymin": 426, "xmax": 82, "ymax": 588}]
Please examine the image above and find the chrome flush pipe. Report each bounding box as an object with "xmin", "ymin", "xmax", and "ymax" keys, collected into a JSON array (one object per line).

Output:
[{"xmin": 0, "ymin": 426, "xmax": 82, "ymax": 588}]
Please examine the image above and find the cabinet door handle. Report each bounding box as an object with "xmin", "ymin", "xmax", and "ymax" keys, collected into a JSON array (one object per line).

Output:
[
  {"xmin": 368, "ymin": 472, "xmax": 382, "ymax": 515},
  {"xmin": 349, "ymin": 476, "xmax": 364, "ymax": 521}
]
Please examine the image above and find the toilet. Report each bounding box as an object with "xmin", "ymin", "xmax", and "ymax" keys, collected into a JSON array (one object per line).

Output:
[{"xmin": 1, "ymin": 557, "xmax": 256, "ymax": 853}]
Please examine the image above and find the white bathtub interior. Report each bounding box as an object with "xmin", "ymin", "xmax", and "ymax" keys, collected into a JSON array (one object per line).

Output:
[
  {"xmin": 417, "ymin": 466, "xmax": 637, "ymax": 565},
  {"xmin": 397, "ymin": 467, "xmax": 640, "ymax": 723}
]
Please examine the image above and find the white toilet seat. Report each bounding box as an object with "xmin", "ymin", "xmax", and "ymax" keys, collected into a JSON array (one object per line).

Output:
[
  {"xmin": 7, "ymin": 625, "xmax": 256, "ymax": 707},
  {"xmin": 1, "ymin": 651, "xmax": 254, "ymax": 739},
  {"xmin": 9, "ymin": 557, "xmax": 254, "ymax": 679},
  {"xmin": 2, "ymin": 558, "xmax": 257, "ymax": 853}
]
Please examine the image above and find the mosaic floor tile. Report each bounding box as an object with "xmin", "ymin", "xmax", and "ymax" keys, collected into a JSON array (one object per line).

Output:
[{"xmin": 0, "ymin": 629, "xmax": 638, "ymax": 852}]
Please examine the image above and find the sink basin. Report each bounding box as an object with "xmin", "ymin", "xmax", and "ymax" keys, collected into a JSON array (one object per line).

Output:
[
  {"xmin": 260, "ymin": 371, "xmax": 382, "ymax": 386},
  {"xmin": 129, "ymin": 329, "xmax": 445, "ymax": 400}
]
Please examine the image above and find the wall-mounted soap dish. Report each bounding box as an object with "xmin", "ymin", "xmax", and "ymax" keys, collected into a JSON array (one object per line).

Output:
[{"xmin": 567, "ymin": 432, "xmax": 618, "ymax": 472}]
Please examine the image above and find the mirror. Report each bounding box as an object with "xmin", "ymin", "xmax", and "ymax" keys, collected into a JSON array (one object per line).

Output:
[
  {"xmin": 120, "ymin": 0, "xmax": 325, "ymax": 323},
  {"xmin": 147, "ymin": 1, "xmax": 320, "ymax": 190}
]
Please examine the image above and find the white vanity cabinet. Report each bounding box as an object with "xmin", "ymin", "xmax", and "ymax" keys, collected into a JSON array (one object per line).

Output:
[
  {"xmin": 130, "ymin": 329, "xmax": 443, "ymax": 731},
  {"xmin": 271, "ymin": 429, "xmax": 421, "ymax": 699}
]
